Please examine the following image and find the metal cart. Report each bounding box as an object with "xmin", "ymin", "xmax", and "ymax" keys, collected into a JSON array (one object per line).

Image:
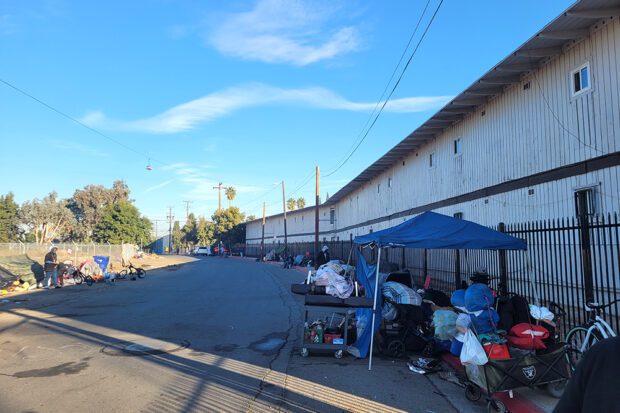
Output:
[{"xmin": 301, "ymin": 305, "xmax": 355, "ymax": 359}]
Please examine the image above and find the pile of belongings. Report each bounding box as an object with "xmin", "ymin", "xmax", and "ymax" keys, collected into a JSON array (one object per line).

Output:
[
  {"xmin": 382, "ymin": 281, "xmax": 423, "ymax": 321},
  {"xmin": 312, "ymin": 261, "xmax": 354, "ymax": 299},
  {"xmin": 79, "ymin": 260, "xmax": 104, "ymax": 278}
]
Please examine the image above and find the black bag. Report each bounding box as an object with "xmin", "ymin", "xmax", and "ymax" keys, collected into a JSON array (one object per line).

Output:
[{"xmin": 497, "ymin": 294, "xmax": 531, "ymax": 331}]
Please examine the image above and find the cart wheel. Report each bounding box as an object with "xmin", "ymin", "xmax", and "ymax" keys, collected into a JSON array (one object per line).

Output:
[
  {"xmin": 300, "ymin": 348, "xmax": 309, "ymax": 358},
  {"xmin": 334, "ymin": 350, "xmax": 343, "ymax": 359},
  {"xmin": 487, "ymin": 399, "xmax": 507, "ymax": 413},
  {"xmin": 465, "ymin": 384, "xmax": 482, "ymax": 402},
  {"xmin": 387, "ymin": 340, "xmax": 405, "ymax": 358},
  {"xmin": 422, "ymin": 342, "xmax": 435, "ymax": 358},
  {"xmin": 546, "ymin": 380, "xmax": 567, "ymax": 398}
]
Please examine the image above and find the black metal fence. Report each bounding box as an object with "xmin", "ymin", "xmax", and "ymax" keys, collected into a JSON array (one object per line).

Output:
[{"xmin": 243, "ymin": 213, "xmax": 620, "ymax": 335}]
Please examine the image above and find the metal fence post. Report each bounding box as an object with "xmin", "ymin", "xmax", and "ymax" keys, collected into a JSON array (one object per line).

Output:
[
  {"xmin": 576, "ymin": 194, "xmax": 595, "ymax": 304},
  {"xmin": 498, "ymin": 222, "xmax": 508, "ymax": 296},
  {"xmin": 454, "ymin": 249, "xmax": 461, "ymax": 289}
]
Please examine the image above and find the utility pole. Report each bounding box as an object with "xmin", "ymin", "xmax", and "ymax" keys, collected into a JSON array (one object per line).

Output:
[
  {"xmin": 213, "ymin": 182, "xmax": 224, "ymax": 211},
  {"xmin": 183, "ymin": 200, "xmax": 192, "ymax": 219},
  {"xmin": 261, "ymin": 202, "xmax": 266, "ymax": 261},
  {"xmin": 282, "ymin": 181, "xmax": 288, "ymax": 255},
  {"xmin": 314, "ymin": 166, "xmax": 320, "ymax": 263},
  {"xmin": 167, "ymin": 207, "xmax": 174, "ymax": 254}
]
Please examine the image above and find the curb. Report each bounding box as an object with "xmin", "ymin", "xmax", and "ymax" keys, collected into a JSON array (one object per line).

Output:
[{"xmin": 440, "ymin": 354, "xmax": 546, "ymax": 413}]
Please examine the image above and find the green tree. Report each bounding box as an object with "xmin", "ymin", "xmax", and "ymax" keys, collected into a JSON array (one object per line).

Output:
[
  {"xmin": 92, "ymin": 201, "xmax": 152, "ymax": 245},
  {"xmin": 20, "ymin": 192, "xmax": 76, "ymax": 243},
  {"xmin": 181, "ymin": 213, "xmax": 198, "ymax": 247},
  {"xmin": 0, "ymin": 192, "xmax": 20, "ymax": 242},
  {"xmin": 67, "ymin": 180, "xmax": 130, "ymax": 241},
  {"xmin": 245, "ymin": 215, "xmax": 256, "ymax": 222},
  {"xmin": 196, "ymin": 217, "xmax": 215, "ymax": 246},
  {"xmin": 225, "ymin": 186, "xmax": 237, "ymax": 208},
  {"xmin": 296, "ymin": 197, "xmax": 306, "ymax": 209},
  {"xmin": 287, "ymin": 198, "xmax": 297, "ymax": 211},
  {"xmin": 212, "ymin": 207, "xmax": 245, "ymax": 246},
  {"xmin": 171, "ymin": 220, "xmax": 183, "ymax": 252}
]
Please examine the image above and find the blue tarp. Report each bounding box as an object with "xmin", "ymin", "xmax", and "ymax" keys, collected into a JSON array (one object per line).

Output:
[
  {"xmin": 349, "ymin": 248, "xmax": 382, "ymax": 359},
  {"xmin": 354, "ymin": 211, "xmax": 527, "ymax": 251}
]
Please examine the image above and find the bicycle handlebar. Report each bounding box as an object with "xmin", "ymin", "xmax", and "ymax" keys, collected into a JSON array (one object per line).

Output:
[{"xmin": 586, "ymin": 298, "xmax": 620, "ymax": 310}]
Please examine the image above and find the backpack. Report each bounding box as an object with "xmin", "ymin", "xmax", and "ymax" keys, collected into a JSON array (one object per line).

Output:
[{"xmin": 497, "ymin": 294, "xmax": 531, "ymax": 331}]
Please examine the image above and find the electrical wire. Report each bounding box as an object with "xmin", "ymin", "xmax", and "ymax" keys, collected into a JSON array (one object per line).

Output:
[
  {"xmin": 0, "ymin": 77, "xmax": 168, "ymax": 166},
  {"xmin": 324, "ymin": 0, "xmax": 445, "ymax": 177},
  {"xmin": 327, "ymin": 0, "xmax": 433, "ymax": 170}
]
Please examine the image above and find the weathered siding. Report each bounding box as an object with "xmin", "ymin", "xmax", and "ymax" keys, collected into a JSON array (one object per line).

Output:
[{"xmin": 246, "ymin": 16, "xmax": 620, "ymax": 244}]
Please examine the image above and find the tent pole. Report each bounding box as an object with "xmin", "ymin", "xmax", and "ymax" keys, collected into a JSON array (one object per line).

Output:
[{"xmin": 368, "ymin": 246, "xmax": 382, "ymax": 371}]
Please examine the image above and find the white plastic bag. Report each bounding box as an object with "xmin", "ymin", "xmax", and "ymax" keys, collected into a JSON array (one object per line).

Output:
[{"xmin": 459, "ymin": 330, "xmax": 488, "ymax": 366}]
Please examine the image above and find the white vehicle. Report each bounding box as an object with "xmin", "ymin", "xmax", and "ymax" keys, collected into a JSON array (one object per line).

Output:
[{"xmin": 193, "ymin": 246, "xmax": 211, "ymax": 256}]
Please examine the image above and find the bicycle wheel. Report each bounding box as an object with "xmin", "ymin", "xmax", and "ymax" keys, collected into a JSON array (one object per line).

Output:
[
  {"xmin": 565, "ymin": 326, "xmax": 602, "ymax": 370},
  {"xmin": 118, "ymin": 269, "xmax": 128, "ymax": 280},
  {"xmin": 137, "ymin": 268, "xmax": 146, "ymax": 279},
  {"xmin": 73, "ymin": 274, "xmax": 84, "ymax": 285}
]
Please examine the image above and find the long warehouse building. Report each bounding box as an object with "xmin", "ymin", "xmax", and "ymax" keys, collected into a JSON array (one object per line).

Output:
[{"xmin": 246, "ymin": 0, "xmax": 620, "ymax": 248}]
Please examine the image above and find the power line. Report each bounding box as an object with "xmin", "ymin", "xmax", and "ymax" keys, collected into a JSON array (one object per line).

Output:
[
  {"xmin": 0, "ymin": 77, "xmax": 168, "ymax": 166},
  {"xmin": 325, "ymin": 0, "xmax": 445, "ymax": 177},
  {"xmin": 327, "ymin": 0, "xmax": 433, "ymax": 171}
]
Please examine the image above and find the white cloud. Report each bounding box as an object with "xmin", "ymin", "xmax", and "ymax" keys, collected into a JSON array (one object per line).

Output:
[
  {"xmin": 0, "ymin": 14, "xmax": 17, "ymax": 35},
  {"xmin": 81, "ymin": 83, "xmax": 452, "ymax": 134},
  {"xmin": 143, "ymin": 179, "xmax": 175, "ymax": 194},
  {"xmin": 161, "ymin": 163, "xmax": 263, "ymax": 203},
  {"xmin": 49, "ymin": 139, "xmax": 109, "ymax": 157},
  {"xmin": 207, "ymin": 0, "xmax": 360, "ymax": 65}
]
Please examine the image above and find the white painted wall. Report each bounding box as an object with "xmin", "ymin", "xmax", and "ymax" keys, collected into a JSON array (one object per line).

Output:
[{"xmin": 246, "ymin": 17, "xmax": 620, "ymax": 244}]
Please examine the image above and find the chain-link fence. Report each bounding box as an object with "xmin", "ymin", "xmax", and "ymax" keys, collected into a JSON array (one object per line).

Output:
[{"xmin": 0, "ymin": 242, "xmax": 136, "ymax": 271}]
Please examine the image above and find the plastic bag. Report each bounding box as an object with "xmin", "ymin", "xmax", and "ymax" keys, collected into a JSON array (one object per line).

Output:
[
  {"xmin": 432, "ymin": 310, "xmax": 458, "ymax": 340},
  {"xmin": 529, "ymin": 305, "xmax": 554, "ymax": 321},
  {"xmin": 460, "ymin": 330, "xmax": 488, "ymax": 365}
]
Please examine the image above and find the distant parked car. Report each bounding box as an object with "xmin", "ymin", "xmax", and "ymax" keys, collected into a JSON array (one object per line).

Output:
[{"xmin": 192, "ymin": 246, "xmax": 211, "ymax": 256}]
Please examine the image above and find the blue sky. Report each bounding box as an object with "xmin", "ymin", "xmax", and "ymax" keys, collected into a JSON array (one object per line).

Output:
[{"xmin": 0, "ymin": 0, "xmax": 574, "ymax": 235}]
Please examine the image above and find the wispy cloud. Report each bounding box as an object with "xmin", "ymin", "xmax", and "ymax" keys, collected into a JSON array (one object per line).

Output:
[
  {"xmin": 0, "ymin": 14, "xmax": 17, "ymax": 35},
  {"xmin": 161, "ymin": 163, "xmax": 263, "ymax": 202},
  {"xmin": 206, "ymin": 0, "xmax": 360, "ymax": 66},
  {"xmin": 143, "ymin": 179, "xmax": 175, "ymax": 194},
  {"xmin": 49, "ymin": 139, "xmax": 109, "ymax": 157},
  {"xmin": 81, "ymin": 83, "xmax": 452, "ymax": 134}
]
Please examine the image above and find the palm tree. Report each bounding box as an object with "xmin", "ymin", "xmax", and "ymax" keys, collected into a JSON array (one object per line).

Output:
[
  {"xmin": 225, "ymin": 186, "xmax": 236, "ymax": 208},
  {"xmin": 287, "ymin": 198, "xmax": 297, "ymax": 211},
  {"xmin": 296, "ymin": 197, "xmax": 306, "ymax": 209}
]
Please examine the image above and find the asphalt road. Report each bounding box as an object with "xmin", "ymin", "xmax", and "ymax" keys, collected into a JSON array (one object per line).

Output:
[{"xmin": 0, "ymin": 257, "xmax": 485, "ymax": 413}]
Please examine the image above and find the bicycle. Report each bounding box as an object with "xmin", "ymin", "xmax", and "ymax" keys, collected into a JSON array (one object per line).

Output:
[
  {"xmin": 117, "ymin": 263, "xmax": 146, "ymax": 280},
  {"xmin": 564, "ymin": 298, "xmax": 619, "ymax": 371}
]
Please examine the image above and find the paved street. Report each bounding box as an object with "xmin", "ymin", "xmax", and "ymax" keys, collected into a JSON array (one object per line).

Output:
[{"xmin": 0, "ymin": 258, "xmax": 484, "ymax": 413}]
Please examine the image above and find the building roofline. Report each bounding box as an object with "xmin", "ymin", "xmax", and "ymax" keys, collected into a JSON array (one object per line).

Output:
[{"xmin": 325, "ymin": 0, "xmax": 617, "ymax": 206}]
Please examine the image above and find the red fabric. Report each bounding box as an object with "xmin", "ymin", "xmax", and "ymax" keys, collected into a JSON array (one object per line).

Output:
[
  {"xmin": 483, "ymin": 343, "xmax": 511, "ymax": 359},
  {"xmin": 507, "ymin": 323, "xmax": 549, "ymax": 350}
]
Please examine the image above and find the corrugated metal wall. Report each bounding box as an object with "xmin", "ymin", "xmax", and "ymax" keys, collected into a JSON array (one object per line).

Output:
[{"xmin": 247, "ymin": 17, "xmax": 620, "ymax": 243}]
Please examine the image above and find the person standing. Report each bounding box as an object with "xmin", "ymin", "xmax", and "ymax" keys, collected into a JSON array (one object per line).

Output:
[
  {"xmin": 315, "ymin": 245, "xmax": 330, "ymax": 269},
  {"xmin": 43, "ymin": 246, "xmax": 59, "ymax": 289}
]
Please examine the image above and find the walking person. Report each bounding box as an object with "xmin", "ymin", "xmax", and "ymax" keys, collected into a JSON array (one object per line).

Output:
[{"xmin": 43, "ymin": 246, "xmax": 59, "ymax": 289}]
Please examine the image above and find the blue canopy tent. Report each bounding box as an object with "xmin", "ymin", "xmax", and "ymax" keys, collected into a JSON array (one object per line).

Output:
[{"xmin": 352, "ymin": 211, "xmax": 527, "ymax": 370}]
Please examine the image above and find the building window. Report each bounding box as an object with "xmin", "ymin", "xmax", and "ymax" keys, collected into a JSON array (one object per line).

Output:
[
  {"xmin": 429, "ymin": 152, "xmax": 436, "ymax": 168},
  {"xmin": 571, "ymin": 63, "xmax": 591, "ymax": 96},
  {"xmin": 574, "ymin": 187, "xmax": 597, "ymax": 217},
  {"xmin": 329, "ymin": 208, "xmax": 335, "ymax": 224},
  {"xmin": 388, "ymin": 177, "xmax": 392, "ymax": 188},
  {"xmin": 453, "ymin": 212, "xmax": 463, "ymax": 220},
  {"xmin": 453, "ymin": 138, "xmax": 462, "ymax": 155},
  {"xmin": 377, "ymin": 183, "xmax": 381, "ymax": 193}
]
